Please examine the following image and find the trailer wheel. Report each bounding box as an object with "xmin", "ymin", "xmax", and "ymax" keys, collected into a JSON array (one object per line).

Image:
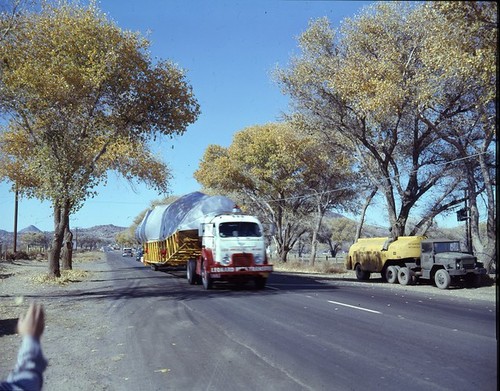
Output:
[
  {"xmin": 386, "ymin": 266, "xmax": 398, "ymax": 284},
  {"xmin": 201, "ymin": 261, "xmax": 213, "ymax": 290},
  {"xmin": 187, "ymin": 259, "xmax": 197, "ymax": 285},
  {"xmin": 355, "ymin": 264, "xmax": 370, "ymax": 281},
  {"xmin": 398, "ymin": 267, "xmax": 413, "ymax": 286},
  {"xmin": 434, "ymin": 269, "xmax": 451, "ymax": 289}
]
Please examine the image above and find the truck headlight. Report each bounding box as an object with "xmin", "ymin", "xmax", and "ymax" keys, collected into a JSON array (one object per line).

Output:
[{"xmin": 221, "ymin": 254, "xmax": 231, "ymax": 266}]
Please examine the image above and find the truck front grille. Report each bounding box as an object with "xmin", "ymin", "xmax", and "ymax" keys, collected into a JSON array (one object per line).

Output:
[{"xmin": 232, "ymin": 253, "xmax": 253, "ymax": 266}]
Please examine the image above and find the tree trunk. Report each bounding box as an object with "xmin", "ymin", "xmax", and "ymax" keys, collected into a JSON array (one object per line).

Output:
[
  {"xmin": 309, "ymin": 202, "xmax": 326, "ymax": 266},
  {"xmin": 48, "ymin": 199, "xmax": 71, "ymax": 277},
  {"xmin": 355, "ymin": 188, "xmax": 377, "ymax": 241},
  {"xmin": 279, "ymin": 248, "xmax": 290, "ymax": 263},
  {"xmin": 61, "ymin": 226, "xmax": 73, "ymax": 270},
  {"xmin": 48, "ymin": 204, "xmax": 64, "ymax": 277}
]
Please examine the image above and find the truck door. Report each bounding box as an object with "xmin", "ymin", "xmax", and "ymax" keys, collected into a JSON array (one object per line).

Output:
[
  {"xmin": 200, "ymin": 223, "xmax": 215, "ymax": 250},
  {"xmin": 420, "ymin": 242, "xmax": 434, "ymax": 269}
]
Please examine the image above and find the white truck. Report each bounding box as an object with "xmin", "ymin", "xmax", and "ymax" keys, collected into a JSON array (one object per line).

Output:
[{"xmin": 135, "ymin": 192, "xmax": 273, "ymax": 289}]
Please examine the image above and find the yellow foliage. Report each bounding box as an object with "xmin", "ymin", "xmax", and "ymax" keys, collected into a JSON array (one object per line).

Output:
[{"xmin": 0, "ymin": 0, "xmax": 199, "ymax": 213}]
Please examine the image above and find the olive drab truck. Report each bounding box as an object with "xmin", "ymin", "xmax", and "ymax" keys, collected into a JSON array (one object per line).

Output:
[
  {"xmin": 135, "ymin": 192, "xmax": 273, "ymax": 289},
  {"xmin": 346, "ymin": 236, "xmax": 486, "ymax": 289}
]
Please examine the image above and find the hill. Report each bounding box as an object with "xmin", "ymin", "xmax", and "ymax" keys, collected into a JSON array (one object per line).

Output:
[{"xmin": 0, "ymin": 224, "xmax": 127, "ymax": 248}]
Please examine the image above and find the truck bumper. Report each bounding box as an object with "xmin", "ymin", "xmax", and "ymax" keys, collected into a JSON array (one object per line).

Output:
[
  {"xmin": 209, "ymin": 265, "xmax": 273, "ymax": 279},
  {"xmin": 448, "ymin": 267, "xmax": 487, "ymax": 277}
]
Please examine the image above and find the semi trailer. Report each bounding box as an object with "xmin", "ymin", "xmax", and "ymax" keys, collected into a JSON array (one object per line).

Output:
[{"xmin": 135, "ymin": 192, "xmax": 273, "ymax": 289}]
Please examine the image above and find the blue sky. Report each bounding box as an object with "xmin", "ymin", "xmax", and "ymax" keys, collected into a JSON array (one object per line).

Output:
[{"xmin": 1, "ymin": 0, "xmax": 380, "ymax": 232}]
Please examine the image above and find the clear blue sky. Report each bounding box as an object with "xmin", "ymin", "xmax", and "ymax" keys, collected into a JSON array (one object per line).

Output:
[{"xmin": 1, "ymin": 0, "xmax": 379, "ymax": 232}]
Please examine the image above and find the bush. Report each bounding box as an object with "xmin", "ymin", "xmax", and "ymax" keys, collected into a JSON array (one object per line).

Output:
[{"xmin": 6, "ymin": 251, "xmax": 31, "ymax": 261}]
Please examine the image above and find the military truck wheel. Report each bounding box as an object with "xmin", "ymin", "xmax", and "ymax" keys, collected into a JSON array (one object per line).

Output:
[
  {"xmin": 355, "ymin": 264, "xmax": 370, "ymax": 281},
  {"xmin": 386, "ymin": 266, "xmax": 398, "ymax": 284},
  {"xmin": 398, "ymin": 267, "xmax": 413, "ymax": 285},
  {"xmin": 434, "ymin": 269, "xmax": 451, "ymax": 289},
  {"xmin": 187, "ymin": 259, "xmax": 197, "ymax": 285},
  {"xmin": 202, "ymin": 261, "xmax": 213, "ymax": 290}
]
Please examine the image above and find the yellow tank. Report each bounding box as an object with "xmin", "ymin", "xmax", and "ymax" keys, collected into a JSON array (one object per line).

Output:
[{"xmin": 347, "ymin": 236, "xmax": 424, "ymax": 272}]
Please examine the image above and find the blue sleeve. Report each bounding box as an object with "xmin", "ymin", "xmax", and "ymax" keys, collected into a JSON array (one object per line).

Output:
[{"xmin": 0, "ymin": 336, "xmax": 48, "ymax": 391}]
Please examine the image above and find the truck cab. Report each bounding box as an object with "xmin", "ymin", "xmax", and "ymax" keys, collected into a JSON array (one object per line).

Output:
[
  {"xmin": 195, "ymin": 212, "xmax": 272, "ymax": 289},
  {"xmin": 419, "ymin": 239, "xmax": 486, "ymax": 288}
]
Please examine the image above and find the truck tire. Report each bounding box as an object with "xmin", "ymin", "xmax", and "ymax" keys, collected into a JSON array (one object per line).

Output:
[
  {"xmin": 202, "ymin": 261, "xmax": 213, "ymax": 290},
  {"xmin": 398, "ymin": 267, "xmax": 413, "ymax": 285},
  {"xmin": 254, "ymin": 276, "xmax": 267, "ymax": 290},
  {"xmin": 386, "ymin": 266, "xmax": 398, "ymax": 284},
  {"xmin": 434, "ymin": 269, "xmax": 451, "ymax": 289},
  {"xmin": 187, "ymin": 259, "xmax": 197, "ymax": 285},
  {"xmin": 355, "ymin": 264, "xmax": 370, "ymax": 281}
]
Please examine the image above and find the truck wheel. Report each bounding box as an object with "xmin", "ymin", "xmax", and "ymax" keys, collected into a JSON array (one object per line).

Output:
[
  {"xmin": 254, "ymin": 276, "xmax": 267, "ymax": 290},
  {"xmin": 398, "ymin": 267, "xmax": 413, "ymax": 286},
  {"xmin": 434, "ymin": 269, "xmax": 451, "ymax": 289},
  {"xmin": 355, "ymin": 264, "xmax": 370, "ymax": 281},
  {"xmin": 187, "ymin": 259, "xmax": 197, "ymax": 285},
  {"xmin": 202, "ymin": 261, "xmax": 213, "ymax": 290},
  {"xmin": 386, "ymin": 266, "xmax": 398, "ymax": 284},
  {"xmin": 151, "ymin": 264, "xmax": 158, "ymax": 271}
]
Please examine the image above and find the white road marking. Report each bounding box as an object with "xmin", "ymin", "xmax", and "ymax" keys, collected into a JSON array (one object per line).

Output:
[{"xmin": 328, "ymin": 300, "xmax": 382, "ymax": 314}]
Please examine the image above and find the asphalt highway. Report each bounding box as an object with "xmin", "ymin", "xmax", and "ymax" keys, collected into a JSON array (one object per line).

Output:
[{"xmin": 103, "ymin": 251, "xmax": 497, "ymax": 391}]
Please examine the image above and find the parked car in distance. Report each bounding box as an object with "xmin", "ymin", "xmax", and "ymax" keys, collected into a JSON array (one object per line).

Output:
[
  {"xmin": 122, "ymin": 248, "xmax": 133, "ymax": 257},
  {"xmin": 135, "ymin": 248, "xmax": 143, "ymax": 262}
]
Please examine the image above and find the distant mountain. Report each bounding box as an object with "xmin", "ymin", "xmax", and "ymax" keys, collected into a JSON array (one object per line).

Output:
[
  {"xmin": 19, "ymin": 225, "xmax": 43, "ymax": 234},
  {"xmin": 0, "ymin": 224, "xmax": 127, "ymax": 245},
  {"xmin": 75, "ymin": 224, "xmax": 127, "ymax": 243}
]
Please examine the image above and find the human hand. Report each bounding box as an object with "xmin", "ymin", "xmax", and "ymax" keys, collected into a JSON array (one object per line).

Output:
[{"xmin": 17, "ymin": 303, "xmax": 45, "ymax": 340}]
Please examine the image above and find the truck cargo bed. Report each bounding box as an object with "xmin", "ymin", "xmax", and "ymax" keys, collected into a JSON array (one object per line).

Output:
[{"xmin": 143, "ymin": 229, "xmax": 201, "ymax": 266}]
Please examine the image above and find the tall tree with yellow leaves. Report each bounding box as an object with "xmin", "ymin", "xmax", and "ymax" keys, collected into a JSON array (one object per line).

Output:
[
  {"xmin": 194, "ymin": 122, "xmax": 357, "ymax": 262},
  {"xmin": 276, "ymin": 2, "xmax": 496, "ymax": 269},
  {"xmin": 0, "ymin": 1, "xmax": 200, "ymax": 276}
]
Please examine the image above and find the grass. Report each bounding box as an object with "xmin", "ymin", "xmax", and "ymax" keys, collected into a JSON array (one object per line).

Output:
[
  {"xmin": 28, "ymin": 251, "xmax": 103, "ymax": 286},
  {"xmin": 30, "ymin": 269, "xmax": 90, "ymax": 286},
  {"xmin": 272, "ymin": 258, "xmax": 347, "ymax": 275}
]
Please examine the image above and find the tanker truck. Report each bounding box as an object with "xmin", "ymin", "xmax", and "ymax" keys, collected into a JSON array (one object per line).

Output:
[
  {"xmin": 346, "ymin": 236, "xmax": 486, "ymax": 289},
  {"xmin": 135, "ymin": 192, "xmax": 273, "ymax": 289}
]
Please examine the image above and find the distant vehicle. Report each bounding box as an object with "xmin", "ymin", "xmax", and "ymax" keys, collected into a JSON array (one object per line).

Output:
[
  {"xmin": 135, "ymin": 248, "xmax": 143, "ymax": 262},
  {"xmin": 122, "ymin": 248, "xmax": 133, "ymax": 257}
]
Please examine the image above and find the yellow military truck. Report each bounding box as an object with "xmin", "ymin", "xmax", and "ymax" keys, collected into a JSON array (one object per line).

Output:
[{"xmin": 346, "ymin": 236, "xmax": 486, "ymax": 289}]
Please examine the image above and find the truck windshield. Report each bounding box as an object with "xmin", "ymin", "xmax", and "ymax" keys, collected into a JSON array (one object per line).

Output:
[
  {"xmin": 433, "ymin": 241, "xmax": 461, "ymax": 253},
  {"xmin": 218, "ymin": 222, "xmax": 262, "ymax": 238}
]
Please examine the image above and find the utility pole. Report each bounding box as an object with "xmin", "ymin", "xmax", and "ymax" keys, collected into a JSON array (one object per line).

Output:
[
  {"xmin": 13, "ymin": 187, "xmax": 19, "ymax": 253},
  {"xmin": 456, "ymin": 189, "xmax": 472, "ymax": 253}
]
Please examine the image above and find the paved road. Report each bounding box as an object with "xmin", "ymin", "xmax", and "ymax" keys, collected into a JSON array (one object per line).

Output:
[{"xmin": 104, "ymin": 252, "xmax": 497, "ymax": 391}]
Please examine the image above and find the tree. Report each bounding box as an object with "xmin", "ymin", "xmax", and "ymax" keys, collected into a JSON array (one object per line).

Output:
[
  {"xmin": 194, "ymin": 122, "xmax": 356, "ymax": 262},
  {"xmin": 21, "ymin": 232, "xmax": 49, "ymax": 251},
  {"xmin": 415, "ymin": 2, "xmax": 497, "ymax": 271},
  {"xmin": 275, "ymin": 2, "xmax": 493, "ymax": 247},
  {"xmin": 0, "ymin": 1, "xmax": 200, "ymax": 276}
]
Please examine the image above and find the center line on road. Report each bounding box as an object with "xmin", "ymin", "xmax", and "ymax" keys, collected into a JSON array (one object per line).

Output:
[{"xmin": 327, "ymin": 300, "xmax": 382, "ymax": 314}]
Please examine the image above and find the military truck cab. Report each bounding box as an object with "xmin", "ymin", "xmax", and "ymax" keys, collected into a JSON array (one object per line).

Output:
[{"xmin": 415, "ymin": 239, "xmax": 485, "ymax": 288}]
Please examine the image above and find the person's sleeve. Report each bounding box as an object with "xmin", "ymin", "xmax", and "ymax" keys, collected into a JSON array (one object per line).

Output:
[{"xmin": 0, "ymin": 336, "xmax": 48, "ymax": 391}]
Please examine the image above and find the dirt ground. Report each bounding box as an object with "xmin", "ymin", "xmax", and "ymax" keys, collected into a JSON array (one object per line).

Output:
[{"xmin": 0, "ymin": 254, "xmax": 497, "ymax": 390}]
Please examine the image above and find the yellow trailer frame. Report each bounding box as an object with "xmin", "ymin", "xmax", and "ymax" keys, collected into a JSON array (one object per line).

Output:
[{"xmin": 143, "ymin": 229, "xmax": 201, "ymax": 267}]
